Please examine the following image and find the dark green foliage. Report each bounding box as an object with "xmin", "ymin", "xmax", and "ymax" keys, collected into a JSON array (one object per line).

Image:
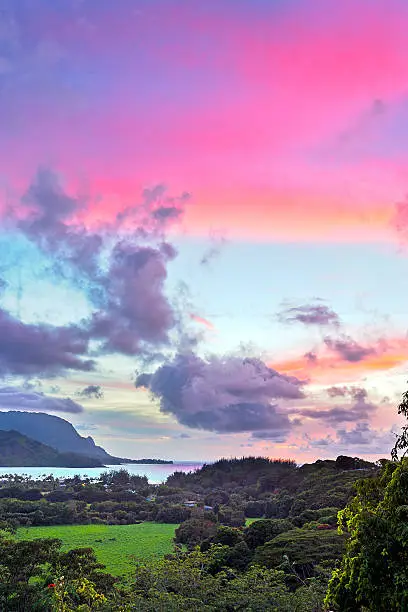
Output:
[
  {"xmin": 0, "ymin": 535, "xmax": 61, "ymax": 610},
  {"xmin": 167, "ymin": 457, "xmax": 297, "ymax": 491},
  {"xmin": 217, "ymin": 504, "xmax": 245, "ymax": 527},
  {"xmin": 392, "ymin": 383, "xmax": 408, "ymax": 460},
  {"xmin": 265, "ymin": 494, "xmax": 295, "ymax": 518},
  {"xmin": 291, "ymin": 507, "xmax": 339, "ymax": 528},
  {"xmin": 156, "ymin": 504, "xmax": 191, "ymax": 523},
  {"xmin": 335, "ymin": 455, "xmax": 374, "ymax": 470},
  {"xmin": 326, "ymin": 459, "xmax": 408, "ymax": 611},
  {"xmin": 124, "ymin": 547, "xmax": 327, "ymax": 611},
  {"xmin": 175, "ymin": 518, "xmax": 217, "ymax": 549},
  {"xmin": 224, "ymin": 540, "xmax": 253, "ymax": 571},
  {"xmin": 211, "ymin": 525, "xmax": 244, "ymax": 547},
  {"xmin": 253, "ymin": 527, "xmax": 346, "ymax": 579},
  {"xmin": 244, "ymin": 518, "xmax": 294, "ymax": 549},
  {"xmin": 55, "ymin": 546, "xmax": 117, "ymax": 594},
  {"xmin": 244, "ymin": 499, "xmax": 266, "ymax": 517},
  {"xmin": 204, "ymin": 490, "xmax": 230, "ymax": 506},
  {"xmin": 0, "ymin": 531, "xmax": 118, "ymax": 611}
]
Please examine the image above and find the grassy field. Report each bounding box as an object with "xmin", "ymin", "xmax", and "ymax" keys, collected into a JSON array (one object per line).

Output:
[
  {"xmin": 16, "ymin": 522, "xmax": 177, "ymax": 576},
  {"xmin": 245, "ymin": 517, "xmax": 261, "ymax": 525}
]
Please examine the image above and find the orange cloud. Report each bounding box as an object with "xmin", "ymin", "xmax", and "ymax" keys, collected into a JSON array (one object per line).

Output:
[{"xmin": 270, "ymin": 336, "xmax": 408, "ymax": 384}]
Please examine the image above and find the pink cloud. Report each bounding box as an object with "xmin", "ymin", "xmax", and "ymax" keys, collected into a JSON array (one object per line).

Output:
[{"xmin": 189, "ymin": 314, "xmax": 215, "ymax": 331}]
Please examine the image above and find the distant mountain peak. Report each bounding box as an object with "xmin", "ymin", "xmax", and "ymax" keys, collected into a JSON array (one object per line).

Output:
[{"xmin": 0, "ymin": 411, "xmax": 117, "ymax": 462}]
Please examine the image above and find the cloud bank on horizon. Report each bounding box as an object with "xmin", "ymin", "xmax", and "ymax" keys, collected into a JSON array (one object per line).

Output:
[{"xmin": 0, "ymin": 0, "xmax": 407, "ymax": 460}]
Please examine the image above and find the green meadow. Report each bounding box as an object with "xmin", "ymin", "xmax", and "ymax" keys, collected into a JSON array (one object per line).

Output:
[
  {"xmin": 245, "ymin": 517, "xmax": 261, "ymax": 525},
  {"xmin": 16, "ymin": 522, "xmax": 178, "ymax": 576}
]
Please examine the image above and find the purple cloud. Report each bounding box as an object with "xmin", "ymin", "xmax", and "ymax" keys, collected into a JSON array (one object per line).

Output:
[
  {"xmin": 0, "ymin": 307, "xmax": 94, "ymax": 376},
  {"xmin": 76, "ymin": 385, "xmax": 104, "ymax": 400},
  {"xmin": 6, "ymin": 169, "xmax": 190, "ymax": 361},
  {"xmin": 336, "ymin": 422, "xmax": 372, "ymax": 445},
  {"xmin": 324, "ymin": 335, "xmax": 376, "ymax": 362},
  {"xmin": 90, "ymin": 241, "xmax": 177, "ymax": 355},
  {"xmin": 304, "ymin": 351, "xmax": 318, "ymax": 363},
  {"xmin": 336, "ymin": 422, "xmax": 395, "ymax": 451},
  {"xmin": 326, "ymin": 385, "xmax": 369, "ymax": 400},
  {"xmin": 0, "ymin": 387, "xmax": 84, "ymax": 413},
  {"xmin": 326, "ymin": 386, "xmax": 349, "ymax": 397},
  {"xmin": 251, "ymin": 428, "xmax": 292, "ymax": 442},
  {"xmin": 17, "ymin": 168, "xmax": 103, "ymax": 278},
  {"xmin": 295, "ymin": 390, "xmax": 377, "ymax": 424},
  {"xmin": 135, "ymin": 353, "xmax": 304, "ymax": 435},
  {"xmin": 115, "ymin": 184, "xmax": 190, "ymax": 236},
  {"xmin": 278, "ymin": 303, "xmax": 340, "ymax": 327}
]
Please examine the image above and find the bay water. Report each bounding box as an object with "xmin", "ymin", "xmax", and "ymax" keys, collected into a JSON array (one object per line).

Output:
[{"xmin": 0, "ymin": 461, "xmax": 204, "ymax": 484}]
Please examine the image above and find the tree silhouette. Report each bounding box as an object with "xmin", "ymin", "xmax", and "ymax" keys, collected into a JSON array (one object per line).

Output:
[{"xmin": 391, "ymin": 385, "xmax": 408, "ymax": 461}]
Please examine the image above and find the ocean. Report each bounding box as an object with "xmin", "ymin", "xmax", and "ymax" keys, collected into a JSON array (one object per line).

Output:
[{"xmin": 0, "ymin": 462, "xmax": 204, "ymax": 484}]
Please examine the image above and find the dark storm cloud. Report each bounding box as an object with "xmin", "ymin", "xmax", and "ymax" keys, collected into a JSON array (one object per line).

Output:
[
  {"xmin": 0, "ymin": 307, "xmax": 94, "ymax": 376},
  {"xmin": 0, "ymin": 386, "xmax": 84, "ymax": 413},
  {"xmin": 135, "ymin": 353, "xmax": 304, "ymax": 436},
  {"xmin": 278, "ymin": 303, "xmax": 340, "ymax": 327},
  {"xmin": 76, "ymin": 385, "xmax": 104, "ymax": 399},
  {"xmin": 323, "ymin": 335, "xmax": 376, "ymax": 362}
]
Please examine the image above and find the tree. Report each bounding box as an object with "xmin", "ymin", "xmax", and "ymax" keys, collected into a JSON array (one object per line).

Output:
[
  {"xmin": 244, "ymin": 518, "xmax": 294, "ymax": 549},
  {"xmin": 253, "ymin": 527, "xmax": 345, "ymax": 579},
  {"xmin": 175, "ymin": 518, "xmax": 217, "ymax": 549},
  {"xmin": 0, "ymin": 535, "xmax": 61, "ymax": 611},
  {"xmin": 391, "ymin": 384, "xmax": 408, "ymax": 460},
  {"xmin": 245, "ymin": 499, "xmax": 266, "ymax": 518},
  {"xmin": 326, "ymin": 459, "xmax": 408, "ymax": 611},
  {"xmin": 124, "ymin": 546, "xmax": 326, "ymax": 611},
  {"xmin": 217, "ymin": 505, "xmax": 245, "ymax": 527},
  {"xmin": 156, "ymin": 504, "xmax": 191, "ymax": 523}
]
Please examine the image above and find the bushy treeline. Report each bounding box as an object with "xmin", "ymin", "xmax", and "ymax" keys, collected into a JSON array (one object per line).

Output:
[{"xmin": 0, "ymin": 456, "xmax": 377, "ymax": 531}]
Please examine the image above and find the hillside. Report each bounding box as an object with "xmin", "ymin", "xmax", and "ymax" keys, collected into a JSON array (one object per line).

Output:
[
  {"xmin": 0, "ymin": 411, "xmax": 116, "ymax": 462},
  {"xmin": 0, "ymin": 430, "xmax": 103, "ymax": 467},
  {"xmin": 166, "ymin": 455, "xmax": 379, "ymax": 516},
  {"xmin": 0, "ymin": 411, "xmax": 173, "ymax": 464}
]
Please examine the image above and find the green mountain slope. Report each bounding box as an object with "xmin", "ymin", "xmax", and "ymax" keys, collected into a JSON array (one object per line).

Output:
[{"xmin": 0, "ymin": 430, "xmax": 104, "ymax": 467}]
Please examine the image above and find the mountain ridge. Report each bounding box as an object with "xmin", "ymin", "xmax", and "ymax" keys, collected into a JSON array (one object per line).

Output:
[
  {"xmin": 0, "ymin": 430, "xmax": 104, "ymax": 467},
  {"xmin": 0, "ymin": 411, "xmax": 116, "ymax": 462},
  {"xmin": 0, "ymin": 411, "xmax": 173, "ymax": 464}
]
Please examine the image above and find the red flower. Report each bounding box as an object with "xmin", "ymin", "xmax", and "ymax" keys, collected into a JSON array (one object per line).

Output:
[{"xmin": 48, "ymin": 583, "xmax": 55, "ymax": 588}]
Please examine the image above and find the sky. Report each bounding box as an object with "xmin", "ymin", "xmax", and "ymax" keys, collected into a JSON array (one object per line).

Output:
[{"xmin": 1, "ymin": 0, "xmax": 408, "ymax": 462}]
